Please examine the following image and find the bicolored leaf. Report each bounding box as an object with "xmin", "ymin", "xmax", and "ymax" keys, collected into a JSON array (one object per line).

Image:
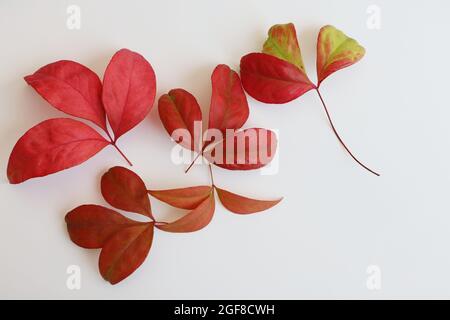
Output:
[
  {"xmin": 204, "ymin": 128, "xmax": 277, "ymax": 170},
  {"xmin": 158, "ymin": 89, "xmax": 202, "ymax": 151},
  {"xmin": 208, "ymin": 64, "xmax": 249, "ymax": 134},
  {"xmin": 99, "ymin": 223, "xmax": 154, "ymax": 285},
  {"xmin": 102, "ymin": 49, "xmax": 156, "ymax": 140},
  {"xmin": 262, "ymin": 23, "xmax": 306, "ymax": 72},
  {"xmin": 316, "ymin": 25, "xmax": 365, "ymax": 85},
  {"xmin": 65, "ymin": 205, "xmax": 142, "ymax": 249},
  {"xmin": 148, "ymin": 186, "xmax": 212, "ymax": 210},
  {"xmin": 24, "ymin": 60, "xmax": 107, "ymax": 130},
  {"xmin": 240, "ymin": 53, "xmax": 315, "ymax": 104},
  {"xmin": 101, "ymin": 166, "xmax": 152, "ymax": 218},
  {"xmin": 215, "ymin": 187, "xmax": 282, "ymax": 214},
  {"xmin": 157, "ymin": 193, "xmax": 215, "ymax": 233},
  {"xmin": 7, "ymin": 118, "xmax": 109, "ymax": 184}
]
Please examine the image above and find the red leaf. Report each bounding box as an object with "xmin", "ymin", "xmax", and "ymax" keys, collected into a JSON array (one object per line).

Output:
[
  {"xmin": 65, "ymin": 205, "xmax": 142, "ymax": 249},
  {"xmin": 158, "ymin": 88, "xmax": 202, "ymax": 151},
  {"xmin": 7, "ymin": 118, "xmax": 109, "ymax": 184},
  {"xmin": 204, "ymin": 128, "xmax": 277, "ymax": 170},
  {"xmin": 24, "ymin": 60, "xmax": 107, "ymax": 130},
  {"xmin": 215, "ymin": 187, "xmax": 282, "ymax": 214},
  {"xmin": 240, "ymin": 53, "xmax": 315, "ymax": 104},
  {"xmin": 99, "ymin": 223, "xmax": 154, "ymax": 284},
  {"xmin": 157, "ymin": 193, "xmax": 215, "ymax": 233},
  {"xmin": 101, "ymin": 166, "xmax": 152, "ymax": 218},
  {"xmin": 148, "ymin": 186, "xmax": 212, "ymax": 210},
  {"xmin": 102, "ymin": 49, "xmax": 156, "ymax": 140},
  {"xmin": 209, "ymin": 64, "xmax": 249, "ymax": 134}
]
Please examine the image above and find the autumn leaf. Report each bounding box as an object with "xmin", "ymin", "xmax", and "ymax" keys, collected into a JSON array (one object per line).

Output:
[
  {"xmin": 262, "ymin": 23, "xmax": 306, "ymax": 72},
  {"xmin": 65, "ymin": 205, "xmax": 144, "ymax": 249},
  {"xmin": 316, "ymin": 25, "xmax": 365, "ymax": 86},
  {"xmin": 240, "ymin": 53, "xmax": 315, "ymax": 103},
  {"xmin": 7, "ymin": 118, "xmax": 109, "ymax": 184},
  {"xmin": 158, "ymin": 88, "xmax": 202, "ymax": 151},
  {"xmin": 99, "ymin": 222, "xmax": 154, "ymax": 285},
  {"xmin": 102, "ymin": 49, "xmax": 156, "ymax": 140},
  {"xmin": 204, "ymin": 127, "xmax": 277, "ymax": 170},
  {"xmin": 24, "ymin": 60, "xmax": 107, "ymax": 131},
  {"xmin": 148, "ymin": 186, "xmax": 212, "ymax": 210},
  {"xmin": 101, "ymin": 166, "xmax": 152, "ymax": 218},
  {"xmin": 215, "ymin": 187, "xmax": 282, "ymax": 214},
  {"xmin": 208, "ymin": 64, "xmax": 249, "ymax": 135},
  {"xmin": 157, "ymin": 193, "xmax": 215, "ymax": 233}
]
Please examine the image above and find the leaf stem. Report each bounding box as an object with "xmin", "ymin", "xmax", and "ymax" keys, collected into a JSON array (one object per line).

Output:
[
  {"xmin": 208, "ymin": 164, "xmax": 215, "ymax": 187},
  {"xmin": 185, "ymin": 151, "xmax": 203, "ymax": 173},
  {"xmin": 315, "ymin": 88, "xmax": 380, "ymax": 176},
  {"xmin": 110, "ymin": 142, "xmax": 133, "ymax": 166}
]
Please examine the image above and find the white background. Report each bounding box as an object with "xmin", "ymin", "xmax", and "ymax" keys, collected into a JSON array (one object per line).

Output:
[{"xmin": 1, "ymin": 0, "xmax": 449, "ymax": 299}]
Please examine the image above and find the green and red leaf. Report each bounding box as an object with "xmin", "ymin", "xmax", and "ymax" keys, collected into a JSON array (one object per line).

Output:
[
  {"xmin": 262, "ymin": 23, "xmax": 306, "ymax": 72},
  {"xmin": 148, "ymin": 186, "xmax": 212, "ymax": 210},
  {"xmin": 101, "ymin": 166, "xmax": 152, "ymax": 218},
  {"xmin": 316, "ymin": 25, "xmax": 365, "ymax": 85},
  {"xmin": 99, "ymin": 222, "xmax": 154, "ymax": 285},
  {"xmin": 215, "ymin": 187, "xmax": 282, "ymax": 214}
]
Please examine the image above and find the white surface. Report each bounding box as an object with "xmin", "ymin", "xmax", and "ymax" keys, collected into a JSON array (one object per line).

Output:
[{"xmin": 1, "ymin": 0, "xmax": 450, "ymax": 299}]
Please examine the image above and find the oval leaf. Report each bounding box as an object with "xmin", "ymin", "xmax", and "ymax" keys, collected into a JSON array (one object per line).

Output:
[
  {"xmin": 148, "ymin": 186, "xmax": 212, "ymax": 210},
  {"xmin": 65, "ymin": 205, "xmax": 142, "ymax": 249},
  {"xmin": 101, "ymin": 166, "xmax": 152, "ymax": 218},
  {"xmin": 316, "ymin": 25, "xmax": 365, "ymax": 85},
  {"xmin": 262, "ymin": 23, "xmax": 306, "ymax": 72},
  {"xmin": 99, "ymin": 223, "xmax": 154, "ymax": 285},
  {"xmin": 204, "ymin": 128, "xmax": 277, "ymax": 170},
  {"xmin": 102, "ymin": 49, "xmax": 156, "ymax": 140},
  {"xmin": 208, "ymin": 64, "xmax": 249, "ymax": 134},
  {"xmin": 240, "ymin": 53, "xmax": 315, "ymax": 104},
  {"xmin": 157, "ymin": 193, "xmax": 215, "ymax": 233},
  {"xmin": 215, "ymin": 187, "xmax": 282, "ymax": 214},
  {"xmin": 158, "ymin": 88, "xmax": 202, "ymax": 151},
  {"xmin": 24, "ymin": 60, "xmax": 107, "ymax": 130},
  {"xmin": 7, "ymin": 118, "xmax": 109, "ymax": 184}
]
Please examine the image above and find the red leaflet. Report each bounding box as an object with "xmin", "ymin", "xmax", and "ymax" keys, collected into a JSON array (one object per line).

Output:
[
  {"xmin": 99, "ymin": 223, "xmax": 154, "ymax": 284},
  {"xmin": 65, "ymin": 205, "xmax": 143, "ymax": 249},
  {"xmin": 240, "ymin": 53, "xmax": 315, "ymax": 104},
  {"xmin": 205, "ymin": 128, "xmax": 277, "ymax": 170},
  {"xmin": 103, "ymin": 49, "xmax": 156, "ymax": 140},
  {"xmin": 148, "ymin": 186, "xmax": 212, "ymax": 210},
  {"xmin": 157, "ymin": 194, "xmax": 215, "ymax": 233},
  {"xmin": 101, "ymin": 166, "xmax": 152, "ymax": 218},
  {"xmin": 209, "ymin": 64, "xmax": 249, "ymax": 134},
  {"xmin": 7, "ymin": 118, "xmax": 109, "ymax": 184},
  {"xmin": 24, "ymin": 60, "xmax": 106, "ymax": 130},
  {"xmin": 158, "ymin": 89, "xmax": 202, "ymax": 151},
  {"xmin": 215, "ymin": 187, "xmax": 282, "ymax": 214}
]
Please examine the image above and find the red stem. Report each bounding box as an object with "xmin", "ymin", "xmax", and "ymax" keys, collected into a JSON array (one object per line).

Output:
[
  {"xmin": 185, "ymin": 151, "xmax": 203, "ymax": 173},
  {"xmin": 208, "ymin": 164, "xmax": 215, "ymax": 187},
  {"xmin": 110, "ymin": 143, "xmax": 133, "ymax": 166},
  {"xmin": 315, "ymin": 88, "xmax": 380, "ymax": 176}
]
